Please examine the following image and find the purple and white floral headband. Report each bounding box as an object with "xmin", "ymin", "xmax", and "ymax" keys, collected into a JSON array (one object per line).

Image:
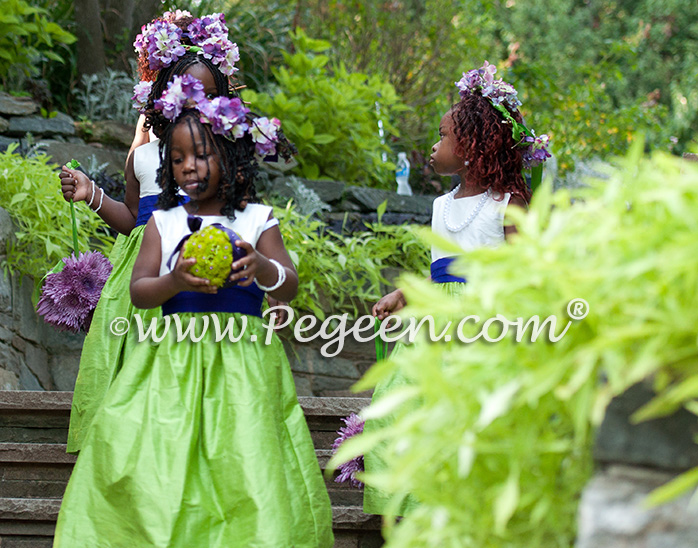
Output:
[
  {"xmin": 456, "ymin": 61, "xmax": 551, "ymax": 169},
  {"xmin": 134, "ymin": 12, "xmax": 239, "ymax": 76},
  {"xmin": 147, "ymin": 74, "xmax": 281, "ymax": 157}
]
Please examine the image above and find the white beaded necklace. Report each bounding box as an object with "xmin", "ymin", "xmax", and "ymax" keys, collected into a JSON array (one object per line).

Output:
[{"xmin": 443, "ymin": 185, "xmax": 491, "ymax": 232}]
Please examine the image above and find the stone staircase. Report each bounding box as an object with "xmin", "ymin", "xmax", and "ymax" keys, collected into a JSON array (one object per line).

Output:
[{"xmin": 0, "ymin": 391, "xmax": 382, "ymax": 548}]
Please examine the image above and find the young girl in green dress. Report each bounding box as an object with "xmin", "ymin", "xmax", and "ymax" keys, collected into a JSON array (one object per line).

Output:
[
  {"xmin": 364, "ymin": 61, "xmax": 549, "ymax": 516},
  {"xmin": 54, "ymin": 84, "xmax": 333, "ymax": 547}
]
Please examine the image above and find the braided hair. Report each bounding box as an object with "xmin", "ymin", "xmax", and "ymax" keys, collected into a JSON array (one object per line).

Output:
[
  {"xmin": 143, "ymin": 52, "xmax": 235, "ymax": 138},
  {"xmin": 156, "ymin": 109, "xmax": 258, "ymax": 218},
  {"xmin": 450, "ymin": 93, "xmax": 531, "ymax": 203}
]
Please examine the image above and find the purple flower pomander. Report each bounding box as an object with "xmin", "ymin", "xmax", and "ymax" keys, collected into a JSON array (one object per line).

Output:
[
  {"xmin": 37, "ymin": 251, "xmax": 112, "ymax": 333},
  {"xmin": 332, "ymin": 413, "xmax": 365, "ymax": 488}
]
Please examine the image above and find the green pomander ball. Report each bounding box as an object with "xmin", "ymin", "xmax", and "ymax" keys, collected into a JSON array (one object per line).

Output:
[{"xmin": 182, "ymin": 226, "xmax": 235, "ymax": 287}]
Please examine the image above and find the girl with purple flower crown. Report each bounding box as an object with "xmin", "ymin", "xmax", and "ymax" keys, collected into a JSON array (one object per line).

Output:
[
  {"xmin": 361, "ymin": 61, "xmax": 551, "ymax": 516},
  {"xmin": 54, "ymin": 85, "xmax": 333, "ymax": 548},
  {"xmin": 57, "ymin": 11, "xmax": 261, "ymax": 455}
]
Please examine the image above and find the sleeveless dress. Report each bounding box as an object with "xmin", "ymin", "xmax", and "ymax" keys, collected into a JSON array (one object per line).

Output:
[
  {"xmin": 66, "ymin": 140, "xmax": 162, "ymax": 453},
  {"xmin": 363, "ymin": 190, "xmax": 511, "ymax": 515},
  {"xmin": 54, "ymin": 204, "xmax": 334, "ymax": 548}
]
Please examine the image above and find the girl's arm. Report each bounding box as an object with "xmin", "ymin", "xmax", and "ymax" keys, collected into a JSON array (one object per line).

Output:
[
  {"xmin": 228, "ymin": 220, "xmax": 299, "ymax": 303},
  {"xmin": 130, "ymin": 217, "xmax": 217, "ymax": 309},
  {"xmin": 128, "ymin": 114, "xmax": 150, "ymax": 157},
  {"xmin": 59, "ymin": 154, "xmax": 140, "ymax": 235},
  {"xmin": 504, "ymin": 195, "xmax": 528, "ymax": 240}
]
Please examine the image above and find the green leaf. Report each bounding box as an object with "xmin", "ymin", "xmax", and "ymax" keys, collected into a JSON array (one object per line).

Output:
[
  {"xmin": 10, "ymin": 193, "xmax": 28, "ymax": 206},
  {"xmin": 645, "ymin": 467, "xmax": 698, "ymax": 507},
  {"xmin": 494, "ymin": 466, "xmax": 520, "ymax": 534},
  {"xmin": 376, "ymin": 200, "xmax": 387, "ymax": 223}
]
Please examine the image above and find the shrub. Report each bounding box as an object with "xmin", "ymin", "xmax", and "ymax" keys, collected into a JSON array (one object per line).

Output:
[
  {"xmin": 0, "ymin": 0, "xmax": 76, "ymax": 88},
  {"xmin": 243, "ymin": 28, "xmax": 407, "ymax": 188},
  {"xmin": 333, "ymin": 147, "xmax": 698, "ymax": 546},
  {"xmin": 0, "ymin": 145, "xmax": 114, "ymax": 282}
]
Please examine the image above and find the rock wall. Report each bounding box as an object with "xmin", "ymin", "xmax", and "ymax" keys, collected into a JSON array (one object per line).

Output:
[
  {"xmin": 577, "ymin": 382, "xmax": 698, "ymax": 547},
  {"xmin": 0, "ymin": 208, "xmax": 84, "ymax": 391},
  {"xmin": 0, "ymin": 92, "xmax": 130, "ymax": 177}
]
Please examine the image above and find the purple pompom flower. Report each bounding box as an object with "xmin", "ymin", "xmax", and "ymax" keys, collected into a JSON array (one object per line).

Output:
[
  {"xmin": 132, "ymin": 80, "xmax": 153, "ymax": 113},
  {"xmin": 332, "ymin": 413, "xmax": 365, "ymax": 488},
  {"xmin": 250, "ymin": 117, "xmax": 281, "ymax": 156},
  {"xmin": 37, "ymin": 251, "xmax": 112, "ymax": 333},
  {"xmin": 154, "ymin": 74, "xmax": 206, "ymax": 121},
  {"xmin": 198, "ymin": 96, "xmax": 249, "ymax": 135}
]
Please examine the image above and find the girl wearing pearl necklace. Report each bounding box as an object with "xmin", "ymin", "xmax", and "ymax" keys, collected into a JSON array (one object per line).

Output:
[{"xmin": 364, "ymin": 62, "xmax": 549, "ymax": 516}]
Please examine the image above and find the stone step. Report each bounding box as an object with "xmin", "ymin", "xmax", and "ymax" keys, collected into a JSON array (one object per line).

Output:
[
  {"xmin": 0, "ymin": 497, "xmax": 381, "ymax": 537},
  {"xmin": 0, "ymin": 391, "xmax": 381, "ymax": 546},
  {"xmin": 0, "ymin": 443, "xmax": 362, "ymax": 506},
  {"xmin": 0, "ymin": 392, "xmax": 368, "ymax": 450}
]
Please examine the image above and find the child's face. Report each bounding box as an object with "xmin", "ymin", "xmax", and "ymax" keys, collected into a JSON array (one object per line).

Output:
[
  {"xmin": 171, "ymin": 121, "xmax": 221, "ymax": 206},
  {"xmin": 430, "ymin": 110, "xmax": 465, "ymax": 176},
  {"xmin": 183, "ymin": 62, "xmax": 218, "ymax": 99}
]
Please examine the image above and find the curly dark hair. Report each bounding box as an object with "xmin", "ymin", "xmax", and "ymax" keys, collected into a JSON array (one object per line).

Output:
[
  {"xmin": 136, "ymin": 15, "xmax": 195, "ymax": 83},
  {"xmin": 142, "ymin": 52, "xmax": 235, "ymax": 138},
  {"xmin": 156, "ymin": 109, "xmax": 258, "ymax": 218},
  {"xmin": 450, "ymin": 93, "xmax": 531, "ymax": 203}
]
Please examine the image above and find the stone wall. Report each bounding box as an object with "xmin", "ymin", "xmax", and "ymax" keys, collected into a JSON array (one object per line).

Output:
[
  {"xmin": 0, "ymin": 92, "xmax": 130, "ymax": 177},
  {"xmin": 577, "ymin": 382, "xmax": 698, "ymax": 547},
  {"xmin": 0, "ymin": 208, "xmax": 84, "ymax": 391}
]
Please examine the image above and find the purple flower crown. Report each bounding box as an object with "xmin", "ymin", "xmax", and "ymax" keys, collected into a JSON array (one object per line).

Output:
[
  {"xmin": 134, "ymin": 12, "xmax": 239, "ymax": 76},
  {"xmin": 147, "ymin": 74, "xmax": 281, "ymax": 157},
  {"xmin": 456, "ymin": 61, "xmax": 551, "ymax": 169}
]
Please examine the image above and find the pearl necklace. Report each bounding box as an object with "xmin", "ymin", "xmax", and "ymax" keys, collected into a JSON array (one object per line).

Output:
[{"xmin": 443, "ymin": 185, "xmax": 491, "ymax": 232}]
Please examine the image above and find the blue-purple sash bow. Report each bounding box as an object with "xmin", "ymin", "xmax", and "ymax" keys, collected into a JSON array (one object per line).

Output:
[{"xmin": 430, "ymin": 257, "xmax": 467, "ymax": 284}]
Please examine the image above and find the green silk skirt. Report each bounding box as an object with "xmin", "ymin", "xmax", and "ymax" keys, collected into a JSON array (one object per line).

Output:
[
  {"xmin": 54, "ymin": 313, "xmax": 334, "ymax": 547},
  {"xmin": 363, "ymin": 281, "xmax": 465, "ymax": 516},
  {"xmin": 67, "ymin": 225, "xmax": 159, "ymax": 453}
]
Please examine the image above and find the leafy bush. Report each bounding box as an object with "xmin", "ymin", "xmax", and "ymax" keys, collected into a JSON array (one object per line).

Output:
[
  {"xmin": 0, "ymin": 145, "xmax": 114, "ymax": 281},
  {"xmin": 277, "ymin": 202, "xmax": 428, "ymax": 320},
  {"xmin": 243, "ymin": 28, "xmax": 407, "ymax": 188},
  {"xmin": 0, "ymin": 0, "xmax": 76, "ymax": 88},
  {"xmin": 75, "ymin": 68, "xmax": 135, "ymax": 124},
  {"xmin": 333, "ymin": 147, "xmax": 698, "ymax": 546}
]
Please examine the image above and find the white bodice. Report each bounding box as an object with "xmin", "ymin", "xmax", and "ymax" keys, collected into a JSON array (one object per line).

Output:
[
  {"xmin": 133, "ymin": 139, "xmax": 161, "ymax": 198},
  {"xmin": 152, "ymin": 204, "xmax": 275, "ymax": 276},
  {"xmin": 431, "ymin": 190, "xmax": 511, "ymax": 262}
]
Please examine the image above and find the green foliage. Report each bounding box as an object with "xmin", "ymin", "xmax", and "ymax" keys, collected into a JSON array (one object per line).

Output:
[
  {"xmin": 0, "ymin": 145, "xmax": 114, "ymax": 281},
  {"xmin": 0, "ymin": 0, "xmax": 76, "ymax": 87},
  {"xmin": 222, "ymin": 0, "xmax": 295, "ymax": 90},
  {"xmin": 299, "ymin": 0, "xmax": 491, "ymax": 169},
  {"xmin": 243, "ymin": 28, "xmax": 407, "ymax": 188},
  {"xmin": 295, "ymin": 0, "xmax": 697, "ymax": 186},
  {"xmin": 332, "ymin": 148, "xmax": 698, "ymax": 545},
  {"xmin": 276, "ymin": 203, "xmax": 428, "ymax": 320},
  {"xmin": 75, "ymin": 68, "xmax": 136, "ymax": 124}
]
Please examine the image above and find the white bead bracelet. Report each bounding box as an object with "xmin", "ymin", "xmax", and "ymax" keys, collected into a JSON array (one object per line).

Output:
[{"xmin": 256, "ymin": 259, "xmax": 286, "ymax": 292}]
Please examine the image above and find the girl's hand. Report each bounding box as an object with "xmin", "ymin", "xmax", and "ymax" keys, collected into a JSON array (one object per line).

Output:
[
  {"xmin": 170, "ymin": 252, "xmax": 218, "ymax": 294},
  {"xmin": 372, "ymin": 289, "xmax": 406, "ymax": 320},
  {"xmin": 59, "ymin": 167, "xmax": 92, "ymax": 203},
  {"xmin": 266, "ymin": 296, "xmax": 289, "ymax": 329},
  {"xmin": 228, "ymin": 240, "xmax": 260, "ymax": 287}
]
